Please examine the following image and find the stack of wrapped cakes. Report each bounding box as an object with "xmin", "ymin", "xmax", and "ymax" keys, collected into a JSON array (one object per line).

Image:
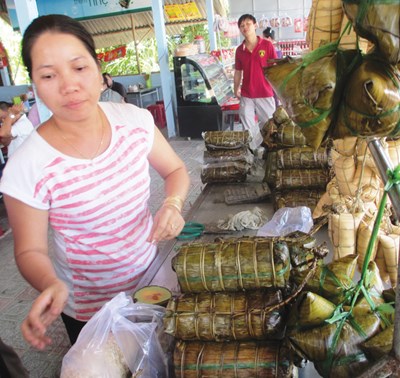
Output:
[
  {"xmin": 200, "ymin": 131, "xmax": 254, "ymax": 184},
  {"xmin": 262, "ymin": 106, "xmax": 332, "ymax": 212}
]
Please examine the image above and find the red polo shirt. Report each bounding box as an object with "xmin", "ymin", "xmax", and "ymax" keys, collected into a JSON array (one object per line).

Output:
[{"xmin": 235, "ymin": 36, "xmax": 277, "ymax": 98}]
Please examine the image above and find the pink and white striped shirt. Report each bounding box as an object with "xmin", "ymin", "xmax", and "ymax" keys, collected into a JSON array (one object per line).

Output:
[{"xmin": 0, "ymin": 102, "xmax": 157, "ymax": 320}]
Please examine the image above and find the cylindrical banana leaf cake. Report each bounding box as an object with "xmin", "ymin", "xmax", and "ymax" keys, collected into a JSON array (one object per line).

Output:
[
  {"xmin": 172, "ymin": 238, "xmax": 291, "ymax": 293},
  {"xmin": 274, "ymin": 189, "xmax": 325, "ymax": 212},
  {"xmin": 174, "ymin": 340, "xmax": 294, "ymax": 378},
  {"xmin": 276, "ymin": 146, "xmax": 331, "ymax": 170},
  {"xmin": 263, "ymin": 151, "xmax": 278, "ymax": 188},
  {"xmin": 201, "ymin": 162, "xmax": 248, "ymax": 184},
  {"xmin": 203, "ymin": 147, "xmax": 252, "ymax": 165},
  {"xmin": 164, "ymin": 290, "xmax": 287, "ymax": 341},
  {"xmin": 275, "ymin": 168, "xmax": 329, "ymax": 190},
  {"xmin": 202, "ymin": 130, "xmax": 252, "ymax": 150}
]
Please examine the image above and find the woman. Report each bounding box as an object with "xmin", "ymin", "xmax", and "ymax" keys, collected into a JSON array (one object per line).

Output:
[
  {"xmin": 262, "ymin": 27, "xmax": 275, "ymax": 43},
  {"xmin": 0, "ymin": 14, "xmax": 190, "ymax": 349}
]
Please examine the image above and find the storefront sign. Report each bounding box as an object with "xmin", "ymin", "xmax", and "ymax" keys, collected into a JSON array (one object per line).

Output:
[
  {"xmin": 165, "ymin": 2, "xmax": 202, "ymax": 21},
  {"xmin": 37, "ymin": 0, "xmax": 151, "ymax": 20},
  {"xmin": 97, "ymin": 45, "xmax": 126, "ymax": 62},
  {"xmin": 6, "ymin": 0, "xmax": 151, "ymax": 29}
]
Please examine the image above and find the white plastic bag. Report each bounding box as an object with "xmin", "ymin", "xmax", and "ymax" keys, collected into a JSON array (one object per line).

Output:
[
  {"xmin": 257, "ymin": 206, "xmax": 313, "ymax": 237},
  {"xmin": 61, "ymin": 292, "xmax": 172, "ymax": 378}
]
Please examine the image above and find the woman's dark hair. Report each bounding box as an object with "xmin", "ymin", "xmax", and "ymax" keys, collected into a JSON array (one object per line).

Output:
[
  {"xmin": 237, "ymin": 14, "xmax": 256, "ymax": 28},
  {"xmin": 22, "ymin": 14, "xmax": 97, "ymax": 79},
  {"xmin": 263, "ymin": 27, "xmax": 275, "ymax": 41}
]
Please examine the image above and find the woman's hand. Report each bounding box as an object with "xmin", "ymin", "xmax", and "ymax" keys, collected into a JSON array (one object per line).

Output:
[
  {"xmin": 7, "ymin": 104, "xmax": 24, "ymax": 124},
  {"xmin": 21, "ymin": 279, "xmax": 68, "ymax": 350},
  {"xmin": 147, "ymin": 205, "xmax": 185, "ymax": 244}
]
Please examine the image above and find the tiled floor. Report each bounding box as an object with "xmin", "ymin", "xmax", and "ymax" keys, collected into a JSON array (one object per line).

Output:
[{"xmin": 0, "ymin": 137, "xmax": 205, "ymax": 378}]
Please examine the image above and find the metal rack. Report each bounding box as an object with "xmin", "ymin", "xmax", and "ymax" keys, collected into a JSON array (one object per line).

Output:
[{"xmin": 276, "ymin": 39, "xmax": 309, "ymax": 57}]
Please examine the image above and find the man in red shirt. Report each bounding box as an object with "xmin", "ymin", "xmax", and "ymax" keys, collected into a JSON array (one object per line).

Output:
[{"xmin": 234, "ymin": 14, "xmax": 277, "ymax": 151}]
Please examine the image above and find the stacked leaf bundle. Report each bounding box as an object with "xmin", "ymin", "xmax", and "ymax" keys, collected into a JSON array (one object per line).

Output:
[
  {"xmin": 264, "ymin": 0, "xmax": 400, "ymax": 149},
  {"xmin": 313, "ymin": 136, "xmax": 400, "ymax": 287},
  {"xmin": 262, "ymin": 107, "xmax": 331, "ymax": 212},
  {"xmin": 165, "ymin": 236, "xmax": 327, "ymax": 377},
  {"xmin": 200, "ymin": 130, "xmax": 253, "ymax": 184},
  {"xmin": 289, "ymin": 255, "xmax": 395, "ymax": 377}
]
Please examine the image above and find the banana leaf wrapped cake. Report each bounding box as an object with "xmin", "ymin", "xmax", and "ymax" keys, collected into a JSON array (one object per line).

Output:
[
  {"xmin": 288, "ymin": 297, "xmax": 382, "ymax": 377},
  {"xmin": 273, "ymin": 119, "xmax": 308, "ymax": 148},
  {"xmin": 172, "ymin": 237, "xmax": 291, "ymax": 293},
  {"xmin": 264, "ymin": 54, "xmax": 336, "ymax": 149},
  {"xmin": 276, "ymin": 146, "xmax": 331, "ymax": 169},
  {"xmin": 200, "ymin": 162, "xmax": 249, "ymax": 184},
  {"xmin": 288, "ymin": 258, "xmax": 394, "ymax": 377},
  {"xmin": 274, "ymin": 189, "xmax": 325, "ymax": 212},
  {"xmin": 361, "ymin": 324, "xmax": 394, "ymax": 361},
  {"xmin": 342, "ymin": 0, "xmax": 400, "ymax": 63},
  {"xmin": 202, "ymin": 130, "xmax": 252, "ymax": 150},
  {"xmin": 275, "ymin": 168, "xmax": 329, "ymax": 190},
  {"xmin": 164, "ymin": 289, "xmax": 287, "ymax": 341},
  {"xmin": 306, "ymin": 0, "xmax": 343, "ymax": 51},
  {"xmin": 265, "ymin": 47, "xmax": 363, "ymax": 149},
  {"xmin": 263, "ymin": 151, "xmax": 278, "ymax": 188},
  {"xmin": 203, "ymin": 147, "xmax": 253, "ymax": 165},
  {"xmin": 174, "ymin": 340, "xmax": 295, "ymax": 378},
  {"xmin": 334, "ymin": 56, "xmax": 400, "ymax": 139},
  {"xmin": 291, "ymin": 254, "xmax": 358, "ymax": 304}
]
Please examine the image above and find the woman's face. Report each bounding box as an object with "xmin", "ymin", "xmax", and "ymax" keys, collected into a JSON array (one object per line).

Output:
[{"xmin": 30, "ymin": 32, "xmax": 102, "ymax": 121}]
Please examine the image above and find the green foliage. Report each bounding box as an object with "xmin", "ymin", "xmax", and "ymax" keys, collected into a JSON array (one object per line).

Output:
[
  {"xmin": 100, "ymin": 22, "xmax": 233, "ymax": 75},
  {"xmin": 0, "ymin": 18, "xmax": 29, "ymax": 84}
]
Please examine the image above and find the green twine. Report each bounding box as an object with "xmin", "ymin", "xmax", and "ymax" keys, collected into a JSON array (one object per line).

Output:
[
  {"xmin": 321, "ymin": 164, "xmax": 400, "ymax": 376},
  {"xmin": 278, "ymin": 20, "xmax": 364, "ymax": 133}
]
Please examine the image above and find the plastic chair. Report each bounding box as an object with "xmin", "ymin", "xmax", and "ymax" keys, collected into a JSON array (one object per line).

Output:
[
  {"xmin": 147, "ymin": 103, "xmax": 166, "ymax": 129},
  {"xmin": 221, "ymin": 102, "xmax": 240, "ymax": 131}
]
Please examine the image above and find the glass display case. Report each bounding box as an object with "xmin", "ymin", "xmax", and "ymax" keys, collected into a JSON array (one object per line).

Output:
[{"xmin": 173, "ymin": 54, "xmax": 234, "ymax": 138}]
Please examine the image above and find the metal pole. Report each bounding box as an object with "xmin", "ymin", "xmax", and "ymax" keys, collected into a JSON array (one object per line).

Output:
[
  {"xmin": 368, "ymin": 138, "xmax": 400, "ymax": 220},
  {"xmin": 356, "ymin": 138, "xmax": 400, "ymax": 377}
]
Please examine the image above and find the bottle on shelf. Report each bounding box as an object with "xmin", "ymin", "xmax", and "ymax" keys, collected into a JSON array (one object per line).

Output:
[{"xmin": 193, "ymin": 35, "xmax": 206, "ymax": 54}]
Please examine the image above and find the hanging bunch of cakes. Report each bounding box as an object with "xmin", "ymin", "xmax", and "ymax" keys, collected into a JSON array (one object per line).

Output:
[{"xmin": 261, "ymin": 0, "xmax": 399, "ymax": 375}]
